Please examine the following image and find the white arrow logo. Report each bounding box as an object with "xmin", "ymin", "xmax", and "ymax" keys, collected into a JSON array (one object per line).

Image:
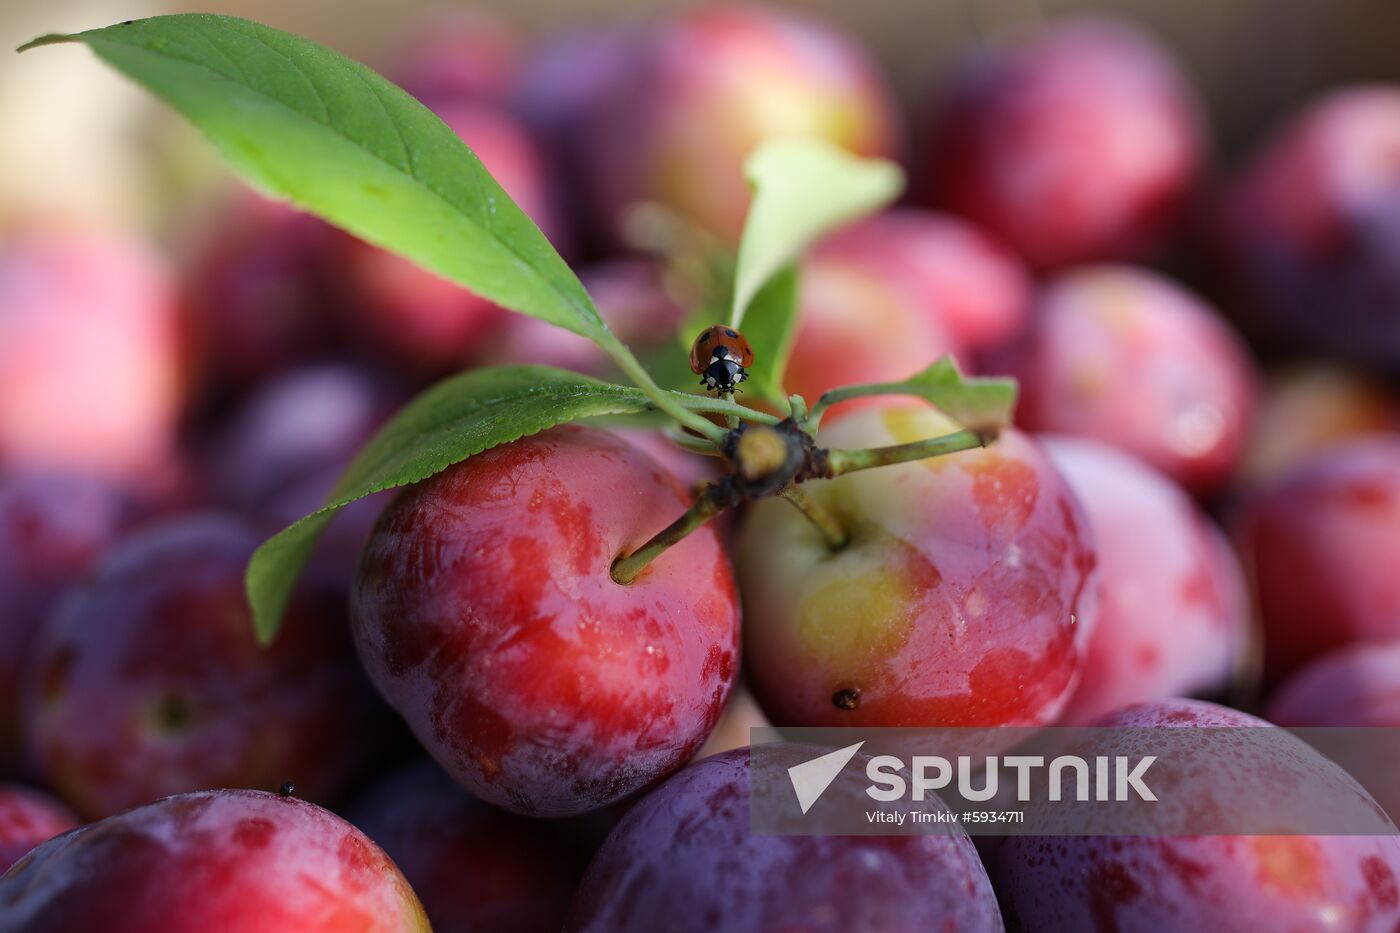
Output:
[{"xmin": 788, "ymin": 742, "xmax": 865, "ymax": 814}]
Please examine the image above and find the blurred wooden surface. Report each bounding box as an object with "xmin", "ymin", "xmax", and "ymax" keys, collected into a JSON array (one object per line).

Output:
[{"xmin": 4, "ymin": 0, "xmax": 1400, "ymax": 224}]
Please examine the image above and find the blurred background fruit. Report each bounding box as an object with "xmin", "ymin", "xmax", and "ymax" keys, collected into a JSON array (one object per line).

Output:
[
  {"xmin": 22, "ymin": 515, "xmax": 392, "ymax": 819},
  {"xmin": 1238, "ymin": 365, "xmax": 1400, "ymax": 486},
  {"xmin": 816, "ymin": 208, "xmax": 1032, "ymax": 354},
  {"xmin": 1042, "ymin": 436, "xmax": 1251, "ymax": 723},
  {"xmin": 181, "ymin": 190, "xmax": 347, "ymax": 398},
  {"xmin": 4, "ymin": 1, "xmax": 1400, "ymax": 927},
  {"xmin": 921, "ymin": 18, "xmax": 1204, "ymax": 271},
  {"xmin": 349, "ymin": 761, "xmax": 610, "ymax": 933},
  {"xmin": 1230, "ymin": 439, "xmax": 1400, "ymax": 686},
  {"xmin": 0, "ymin": 226, "xmax": 185, "ymax": 488},
  {"xmin": 986, "ymin": 265, "xmax": 1259, "ymax": 495},
  {"xmin": 0, "ymin": 471, "xmax": 132, "ymax": 772},
  {"xmin": 1218, "ymin": 87, "xmax": 1400, "ymax": 369},
  {"xmin": 0, "ymin": 784, "xmax": 76, "ymax": 872},
  {"xmin": 579, "ymin": 4, "xmax": 903, "ymax": 245}
]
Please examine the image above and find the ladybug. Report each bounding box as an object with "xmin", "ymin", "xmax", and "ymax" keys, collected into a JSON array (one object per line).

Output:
[{"xmin": 690, "ymin": 325, "xmax": 754, "ymax": 394}]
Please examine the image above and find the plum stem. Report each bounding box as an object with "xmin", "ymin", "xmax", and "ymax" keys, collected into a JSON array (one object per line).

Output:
[
  {"xmin": 663, "ymin": 426, "xmax": 724, "ymax": 456},
  {"xmin": 807, "ymin": 380, "xmax": 937, "ymax": 430},
  {"xmin": 787, "ymin": 394, "xmax": 809, "ymax": 426},
  {"xmin": 721, "ymin": 391, "xmax": 740, "ymax": 429},
  {"xmin": 608, "ymin": 340, "xmax": 729, "ymax": 443},
  {"xmin": 655, "ymin": 389, "xmax": 782, "ymax": 427},
  {"xmin": 613, "ymin": 426, "xmax": 988, "ymax": 583},
  {"xmin": 826, "ymin": 428, "xmax": 991, "ymax": 475},
  {"xmin": 610, "ymin": 484, "xmax": 726, "ymax": 585},
  {"xmin": 780, "ymin": 486, "xmax": 848, "ymax": 550}
]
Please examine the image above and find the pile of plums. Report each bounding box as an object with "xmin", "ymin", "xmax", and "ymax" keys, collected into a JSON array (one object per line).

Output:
[{"xmin": 4, "ymin": 6, "xmax": 1400, "ymax": 931}]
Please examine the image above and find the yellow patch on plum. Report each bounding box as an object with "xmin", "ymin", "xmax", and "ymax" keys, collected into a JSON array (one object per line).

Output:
[
  {"xmin": 877, "ymin": 406, "xmax": 966, "ymax": 475},
  {"xmin": 798, "ymin": 564, "xmax": 915, "ymax": 664},
  {"xmin": 796, "ymin": 530, "xmax": 938, "ymax": 665}
]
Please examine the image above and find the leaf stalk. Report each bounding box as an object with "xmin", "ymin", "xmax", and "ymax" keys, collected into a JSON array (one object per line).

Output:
[{"xmin": 825, "ymin": 429, "xmax": 991, "ymax": 476}]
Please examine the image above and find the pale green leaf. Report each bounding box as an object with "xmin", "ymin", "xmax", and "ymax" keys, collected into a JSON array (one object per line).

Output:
[
  {"xmin": 730, "ymin": 138, "xmax": 902, "ymax": 327},
  {"xmin": 810, "ymin": 357, "xmax": 1018, "ymax": 432}
]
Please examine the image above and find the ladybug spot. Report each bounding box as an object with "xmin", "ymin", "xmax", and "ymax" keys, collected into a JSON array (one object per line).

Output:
[
  {"xmin": 698, "ymin": 332, "xmax": 710, "ymax": 343},
  {"xmin": 725, "ymin": 329, "xmax": 738, "ymax": 338}
]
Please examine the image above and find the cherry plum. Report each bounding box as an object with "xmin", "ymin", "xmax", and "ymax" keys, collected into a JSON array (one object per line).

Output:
[
  {"xmin": 351, "ymin": 425, "xmax": 740, "ymax": 816},
  {"xmin": 0, "ymin": 471, "xmax": 129, "ymax": 766},
  {"xmin": 815, "ymin": 209, "xmax": 1032, "ymax": 353},
  {"xmin": 0, "ymin": 226, "xmax": 182, "ymax": 484},
  {"xmin": 350, "ymin": 761, "xmax": 602, "ymax": 933},
  {"xmin": 994, "ymin": 699, "xmax": 1400, "ymax": 932},
  {"xmin": 565, "ymin": 748, "xmax": 1001, "ymax": 933},
  {"xmin": 923, "ymin": 18, "xmax": 1203, "ymax": 270},
  {"xmin": 23, "ymin": 514, "xmax": 388, "ymax": 818},
  {"xmin": 1044, "ymin": 436, "xmax": 1249, "ymax": 724},
  {"xmin": 590, "ymin": 5, "xmax": 902, "ymax": 242},
  {"xmin": 0, "ymin": 785, "xmax": 76, "ymax": 873},
  {"xmin": 737, "ymin": 402, "xmax": 1096, "ymax": 728},
  {"xmin": 0, "ymin": 789, "xmax": 428, "ymax": 932},
  {"xmin": 1230, "ymin": 439, "xmax": 1400, "ymax": 684},
  {"xmin": 1219, "ymin": 87, "xmax": 1400, "ymax": 367},
  {"xmin": 988, "ymin": 265, "xmax": 1258, "ymax": 494}
]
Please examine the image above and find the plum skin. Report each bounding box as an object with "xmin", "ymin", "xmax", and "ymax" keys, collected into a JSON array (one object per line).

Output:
[
  {"xmin": 0, "ymin": 784, "xmax": 77, "ymax": 874},
  {"xmin": 351, "ymin": 424, "xmax": 740, "ymax": 817},
  {"xmin": 1043, "ymin": 436, "xmax": 1249, "ymax": 724},
  {"xmin": 923, "ymin": 18, "xmax": 1202, "ymax": 271},
  {"xmin": 184, "ymin": 190, "xmax": 344, "ymax": 391},
  {"xmin": 988, "ymin": 265, "xmax": 1258, "ymax": 495},
  {"xmin": 1269, "ymin": 640, "xmax": 1400, "ymax": 729},
  {"xmin": 783, "ymin": 244, "xmax": 963, "ymax": 412},
  {"xmin": 1267, "ymin": 640, "xmax": 1400, "ymax": 821},
  {"xmin": 349, "ymin": 761, "xmax": 606, "ymax": 933},
  {"xmin": 993, "ymin": 699, "xmax": 1400, "ymax": 933},
  {"xmin": 565, "ymin": 748, "xmax": 1002, "ymax": 933},
  {"xmin": 0, "ymin": 226, "xmax": 182, "ymax": 483},
  {"xmin": 203, "ymin": 363, "xmax": 398, "ymax": 568},
  {"xmin": 1240, "ymin": 366, "xmax": 1400, "ymax": 486},
  {"xmin": 783, "ymin": 209, "xmax": 1031, "ymax": 414},
  {"xmin": 813, "ymin": 208, "xmax": 1032, "ymax": 354},
  {"xmin": 0, "ymin": 789, "xmax": 428, "ymax": 932},
  {"xmin": 591, "ymin": 5, "xmax": 902, "ymax": 243},
  {"xmin": 737, "ymin": 403, "xmax": 1096, "ymax": 728},
  {"xmin": 0, "ymin": 471, "xmax": 129, "ymax": 767},
  {"xmin": 1230, "ymin": 439, "xmax": 1400, "ymax": 685},
  {"xmin": 1219, "ymin": 87, "xmax": 1400, "ymax": 367},
  {"xmin": 22, "ymin": 514, "xmax": 387, "ymax": 819}
]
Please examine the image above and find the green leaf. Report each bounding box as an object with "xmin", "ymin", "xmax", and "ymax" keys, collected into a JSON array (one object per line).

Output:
[
  {"xmin": 730, "ymin": 139, "xmax": 903, "ymax": 328},
  {"xmin": 21, "ymin": 15, "xmax": 607, "ymax": 342},
  {"xmin": 245, "ymin": 366, "xmax": 662, "ymax": 644},
  {"xmin": 904, "ymin": 358, "xmax": 1018, "ymax": 430},
  {"xmin": 734, "ymin": 264, "xmax": 800, "ymax": 407},
  {"xmin": 810, "ymin": 357, "xmax": 1018, "ymax": 432}
]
